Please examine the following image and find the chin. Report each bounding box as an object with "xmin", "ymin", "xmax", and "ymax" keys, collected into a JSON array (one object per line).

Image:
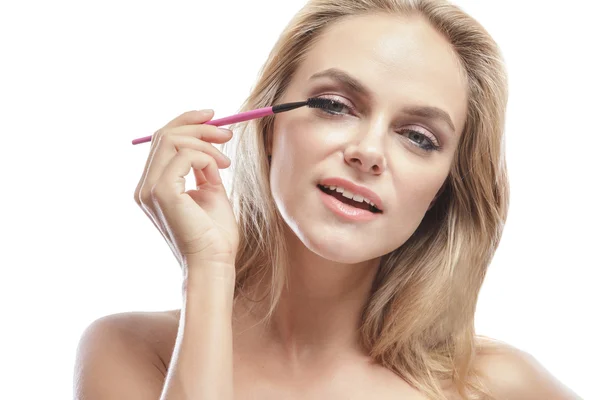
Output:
[{"xmin": 291, "ymin": 221, "xmax": 387, "ymax": 265}]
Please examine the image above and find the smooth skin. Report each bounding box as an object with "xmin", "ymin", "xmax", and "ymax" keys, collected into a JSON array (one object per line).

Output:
[{"xmin": 74, "ymin": 13, "xmax": 581, "ymax": 400}]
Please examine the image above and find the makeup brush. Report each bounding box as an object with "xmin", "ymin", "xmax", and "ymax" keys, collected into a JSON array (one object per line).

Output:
[{"xmin": 131, "ymin": 97, "xmax": 335, "ymax": 145}]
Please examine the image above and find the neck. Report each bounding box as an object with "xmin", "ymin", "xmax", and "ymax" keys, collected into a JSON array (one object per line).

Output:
[{"xmin": 235, "ymin": 228, "xmax": 381, "ymax": 365}]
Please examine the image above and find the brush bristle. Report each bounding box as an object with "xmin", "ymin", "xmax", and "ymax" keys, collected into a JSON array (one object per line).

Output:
[{"xmin": 307, "ymin": 97, "xmax": 336, "ymax": 109}]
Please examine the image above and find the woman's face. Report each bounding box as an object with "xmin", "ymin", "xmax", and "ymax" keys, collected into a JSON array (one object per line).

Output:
[{"xmin": 270, "ymin": 13, "xmax": 468, "ymax": 264}]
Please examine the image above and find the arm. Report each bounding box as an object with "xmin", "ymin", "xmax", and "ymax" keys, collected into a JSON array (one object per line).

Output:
[
  {"xmin": 73, "ymin": 263, "xmax": 235, "ymax": 400},
  {"xmin": 160, "ymin": 262, "xmax": 235, "ymax": 400}
]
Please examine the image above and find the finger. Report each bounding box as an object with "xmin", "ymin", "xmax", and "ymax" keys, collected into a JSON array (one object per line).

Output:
[
  {"xmin": 152, "ymin": 149, "xmax": 221, "ymax": 204},
  {"xmin": 167, "ymin": 124, "xmax": 233, "ymax": 145},
  {"xmin": 169, "ymin": 135, "xmax": 231, "ymax": 168},
  {"xmin": 144, "ymin": 134, "xmax": 230, "ymax": 189},
  {"xmin": 193, "ymin": 168, "xmax": 209, "ymax": 188},
  {"xmin": 135, "ymin": 109, "xmax": 216, "ymax": 202},
  {"xmin": 136, "ymin": 130, "xmax": 230, "ymax": 206},
  {"xmin": 148, "ymin": 124, "xmax": 232, "ymax": 179},
  {"xmin": 147, "ymin": 110, "xmax": 216, "ymax": 177},
  {"xmin": 162, "ymin": 109, "xmax": 215, "ymax": 130}
]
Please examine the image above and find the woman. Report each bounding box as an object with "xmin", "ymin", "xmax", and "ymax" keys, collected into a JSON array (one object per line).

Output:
[{"xmin": 74, "ymin": 0, "xmax": 580, "ymax": 399}]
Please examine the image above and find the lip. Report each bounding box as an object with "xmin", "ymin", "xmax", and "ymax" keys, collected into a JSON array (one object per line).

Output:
[
  {"xmin": 318, "ymin": 177, "xmax": 384, "ymax": 212},
  {"xmin": 318, "ymin": 189, "xmax": 379, "ymax": 222}
]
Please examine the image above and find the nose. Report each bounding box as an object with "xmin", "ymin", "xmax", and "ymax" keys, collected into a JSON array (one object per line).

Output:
[{"xmin": 343, "ymin": 126, "xmax": 387, "ymax": 175}]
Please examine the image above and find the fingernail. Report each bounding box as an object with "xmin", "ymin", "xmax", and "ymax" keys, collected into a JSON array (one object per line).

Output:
[
  {"xmin": 218, "ymin": 128, "xmax": 232, "ymax": 135},
  {"xmin": 198, "ymin": 109, "xmax": 213, "ymax": 114}
]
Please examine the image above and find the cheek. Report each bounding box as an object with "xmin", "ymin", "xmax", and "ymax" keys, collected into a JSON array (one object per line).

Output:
[
  {"xmin": 270, "ymin": 113, "xmax": 351, "ymax": 216},
  {"xmin": 392, "ymin": 164, "xmax": 449, "ymax": 212},
  {"xmin": 269, "ymin": 115, "xmax": 318, "ymax": 205},
  {"xmin": 271, "ymin": 112, "xmax": 348, "ymax": 168}
]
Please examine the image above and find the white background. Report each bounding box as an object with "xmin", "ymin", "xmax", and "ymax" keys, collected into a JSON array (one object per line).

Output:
[{"xmin": 1, "ymin": 0, "xmax": 598, "ymax": 399}]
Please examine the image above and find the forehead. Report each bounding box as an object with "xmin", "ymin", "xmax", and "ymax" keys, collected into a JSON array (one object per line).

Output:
[{"xmin": 294, "ymin": 13, "xmax": 468, "ymax": 130}]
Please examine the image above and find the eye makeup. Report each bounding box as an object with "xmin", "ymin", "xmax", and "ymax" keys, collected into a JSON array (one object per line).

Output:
[
  {"xmin": 311, "ymin": 94, "xmax": 442, "ymax": 152},
  {"xmin": 308, "ymin": 68, "xmax": 456, "ymax": 138}
]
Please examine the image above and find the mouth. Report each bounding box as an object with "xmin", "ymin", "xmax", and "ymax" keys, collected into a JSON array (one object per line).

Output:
[{"xmin": 317, "ymin": 184, "xmax": 383, "ymax": 214}]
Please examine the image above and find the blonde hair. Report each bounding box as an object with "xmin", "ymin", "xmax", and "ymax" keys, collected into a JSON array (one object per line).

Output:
[{"xmin": 224, "ymin": 1, "xmax": 509, "ymax": 399}]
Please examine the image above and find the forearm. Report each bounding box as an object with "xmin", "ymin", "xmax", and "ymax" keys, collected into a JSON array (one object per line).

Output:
[{"xmin": 160, "ymin": 262, "xmax": 236, "ymax": 400}]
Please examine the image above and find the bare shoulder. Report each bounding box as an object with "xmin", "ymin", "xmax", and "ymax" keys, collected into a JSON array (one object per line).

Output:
[
  {"xmin": 74, "ymin": 309, "xmax": 180, "ymax": 400},
  {"xmin": 473, "ymin": 337, "xmax": 582, "ymax": 400}
]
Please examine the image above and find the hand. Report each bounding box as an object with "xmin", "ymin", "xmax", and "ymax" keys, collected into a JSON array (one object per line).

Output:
[{"xmin": 134, "ymin": 110, "xmax": 239, "ymax": 269}]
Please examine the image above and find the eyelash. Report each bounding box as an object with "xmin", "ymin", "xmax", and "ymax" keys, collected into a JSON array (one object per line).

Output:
[{"xmin": 315, "ymin": 96, "xmax": 442, "ymax": 152}]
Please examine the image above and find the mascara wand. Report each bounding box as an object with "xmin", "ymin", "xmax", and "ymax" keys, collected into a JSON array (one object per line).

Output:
[{"xmin": 131, "ymin": 98, "xmax": 331, "ymax": 145}]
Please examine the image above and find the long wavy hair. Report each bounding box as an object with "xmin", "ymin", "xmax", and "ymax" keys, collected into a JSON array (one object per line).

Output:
[{"xmin": 223, "ymin": 0, "xmax": 509, "ymax": 399}]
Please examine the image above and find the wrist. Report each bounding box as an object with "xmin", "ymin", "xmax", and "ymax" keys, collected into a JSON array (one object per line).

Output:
[{"xmin": 182, "ymin": 261, "xmax": 236, "ymax": 295}]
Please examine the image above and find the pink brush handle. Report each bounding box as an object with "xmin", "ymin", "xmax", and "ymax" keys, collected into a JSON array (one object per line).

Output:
[{"xmin": 131, "ymin": 106, "xmax": 274, "ymax": 145}]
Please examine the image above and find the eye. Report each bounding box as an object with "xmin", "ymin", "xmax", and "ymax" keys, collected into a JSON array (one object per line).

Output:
[
  {"xmin": 315, "ymin": 96, "xmax": 353, "ymax": 116},
  {"xmin": 398, "ymin": 128, "xmax": 441, "ymax": 152},
  {"xmin": 312, "ymin": 97, "xmax": 442, "ymax": 152}
]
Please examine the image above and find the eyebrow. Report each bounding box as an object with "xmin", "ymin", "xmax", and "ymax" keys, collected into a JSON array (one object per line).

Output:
[{"xmin": 308, "ymin": 68, "xmax": 456, "ymax": 134}]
